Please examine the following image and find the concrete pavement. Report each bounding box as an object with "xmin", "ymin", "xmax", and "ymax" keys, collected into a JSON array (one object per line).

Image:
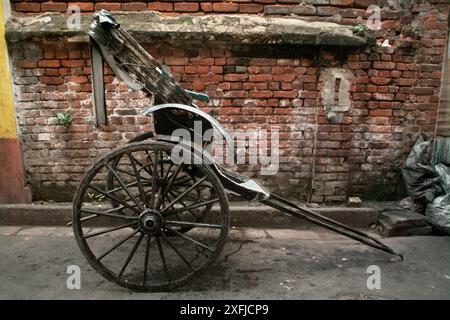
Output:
[{"xmin": 0, "ymin": 226, "xmax": 449, "ymax": 299}]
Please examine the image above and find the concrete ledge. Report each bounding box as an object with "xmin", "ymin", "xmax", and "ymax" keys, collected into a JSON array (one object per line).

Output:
[
  {"xmin": 6, "ymin": 11, "xmax": 367, "ymax": 47},
  {"xmin": 0, "ymin": 202, "xmax": 377, "ymax": 228}
]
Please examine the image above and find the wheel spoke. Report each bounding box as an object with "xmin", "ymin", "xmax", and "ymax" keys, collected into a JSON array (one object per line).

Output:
[
  {"xmin": 143, "ymin": 234, "xmax": 151, "ymax": 285},
  {"xmin": 161, "ymin": 232, "xmax": 194, "ymax": 271},
  {"xmin": 107, "ymin": 163, "xmax": 143, "ymax": 211},
  {"xmin": 164, "ymin": 225, "xmax": 214, "ymax": 252},
  {"xmin": 163, "ymin": 192, "xmax": 183, "ymax": 221},
  {"xmin": 99, "ymin": 203, "xmax": 139, "ymax": 214},
  {"xmin": 138, "ymin": 165, "xmax": 153, "ymax": 177},
  {"xmin": 161, "ymin": 177, "xmax": 207, "ymax": 213},
  {"xmin": 105, "ymin": 205, "xmax": 139, "ymax": 213},
  {"xmin": 80, "ymin": 208, "xmax": 139, "ymax": 221},
  {"xmin": 71, "ymin": 205, "xmax": 138, "ymax": 226},
  {"xmin": 118, "ymin": 233, "xmax": 144, "ymax": 278},
  {"xmin": 159, "ymin": 151, "xmax": 165, "ymax": 178},
  {"xmin": 168, "ymin": 191, "xmax": 200, "ymax": 219},
  {"xmin": 173, "ymin": 175, "xmax": 192, "ymax": 186},
  {"xmin": 128, "ymin": 153, "xmax": 148, "ymax": 207},
  {"xmin": 83, "ymin": 221, "xmax": 137, "ymax": 239},
  {"xmin": 88, "ymin": 184, "xmax": 140, "ymax": 214},
  {"xmin": 169, "ymin": 189, "xmax": 201, "ymax": 202},
  {"xmin": 165, "ymin": 220, "xmax": 222, "ymax": 229},
  {"xmin": 157, "ymin": 163, "xmax": 183, "ymax": 209},
  {"xmin": 97, "ymin": 229, "xmax": 139, "ymax": 261},
  {"xmin": 131, "ymin": 153, "xmax": 153, "ymax": 177},
  {"xmin": 164, "ymin": 198, "xmax": 219, "ymax": 217},
  {"xmin": 155, "ymin": 236, "xmax": 170, "ymax": 282},
  {"xmin": 145, "ymin": 150, "xmax": 153, "ymax": 170},
  {"xmin": 151, "ymin": 151, "xmax": 159, "ymax": 209},
  {"xmin": 163, "ymin": 163, "xmax": 174, "ymax": 181},
  {"xmin": 111, "ymin": 167, "xmax": 151, "ymax": 184},
  {"xmin": 108, "ymin": 180, "xmax": 138, "ymax": 194},
  {"xmin": 114, "ymin": 191, "xmax": 154, "ymax": 211}
]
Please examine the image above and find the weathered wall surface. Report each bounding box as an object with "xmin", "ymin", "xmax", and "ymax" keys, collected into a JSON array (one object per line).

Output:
[
  {"xmin": 437, "ymin": 29, "xmax": 450, "ymax": 136},
  {"xmin": 6, "ymin": 0, "xmax": 450, "ymax": 202}
]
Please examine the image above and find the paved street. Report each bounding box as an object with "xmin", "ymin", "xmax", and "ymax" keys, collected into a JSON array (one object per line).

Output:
[{"xmin": 0, "ymin": 226, "xmax": 449, "ymax": 299}]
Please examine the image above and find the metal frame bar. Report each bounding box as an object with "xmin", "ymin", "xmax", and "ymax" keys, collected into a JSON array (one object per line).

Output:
[{"xmin": 262, "ymin": 194, "xmax": 403, "ymax": 260}]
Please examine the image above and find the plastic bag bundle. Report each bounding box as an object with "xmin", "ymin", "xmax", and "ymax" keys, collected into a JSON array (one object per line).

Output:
[
  {"xmin": 426, "ymin": 194, "xmax": 450, "ymax": 234},
  {"xmin": 435, "ymin": 163, "xmax": 450, "ymax": 194},
  {"xmin": 402, "ymin": 135, "xmax": 450, "ymax": 234},
  {"xmin": 401, "ymin": 134, "xmax": 443, "ymax": 206}
]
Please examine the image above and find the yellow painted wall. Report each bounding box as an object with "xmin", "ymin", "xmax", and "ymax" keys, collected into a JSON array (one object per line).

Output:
[{"xmin": 0, "ymin": 1, "xmax": 17, "ymax": 139}]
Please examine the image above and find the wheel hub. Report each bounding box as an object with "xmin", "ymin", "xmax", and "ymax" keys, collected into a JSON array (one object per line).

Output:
[{"xmin": 139, "ymin": 209, "xmax": 163, "ymax": 234}]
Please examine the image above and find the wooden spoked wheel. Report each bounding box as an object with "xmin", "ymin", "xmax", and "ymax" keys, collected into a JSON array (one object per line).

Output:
[
  {"xmin": 107, "ymin": 132, "xmax": 211, "ymax": 234},
  {"xmin": 72, "ymin": 141, "xmax": 229, "ymax": 291}
]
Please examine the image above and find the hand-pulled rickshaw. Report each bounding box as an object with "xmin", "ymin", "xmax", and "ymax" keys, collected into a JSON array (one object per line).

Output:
[{"xmin": 70, "ymin": 11, "xmax": 402, "ymax": 292}]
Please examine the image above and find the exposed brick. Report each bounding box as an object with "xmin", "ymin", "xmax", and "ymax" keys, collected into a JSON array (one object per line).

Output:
[
  {"xmin": 41, "ymin": 2, "xmax": 67, "ymax": 12},
  {"xmin": 369, "ymin": 109, "xmax": 392, "ymax": 117},
  {"xmin": 265, "ymin": 5, "xmax": 291, "ymax": 15},
  {"xmin": 370, "ymin": 77, "xmax": 391, "ymax": 85},
  {"xmin": 148, "ymin": 2, "xmax": 174, "ymax": 12},
  {"xmin": 239, "ymin": 4, "xmax": 264, "ymax": 13},
  {"xmin": 55, "ymin": 50, "xmax": 68, "ymax": 59},
  {"xmin": 38, "ymin": 60, "xmax": 61, "ymax": 68},
  {"xmin": 94, "ymin": 3, "xmax": 121, "ymax": 11},
  {"xmin": 15, "ymin": 2, "xmax": 41, "ymax": 12},
  {"xmin": 303, "ymin": 0, "xmax": 330, "ymax": 4},
  {"xmin": 69, "ymin": 50, "xmax": 82, "ymax": 59},
  {"xmin": 250, "ymin": 90, "xmax": 274, "ymax": 98},
  {"xmin": 412, "ymin": 87, "xmax": 435, "ymax": 95},
  {"xmin": 274, "ymin": 73, "xmax": 297, "ymax": 82},
  {"xmin": 317, "ymin": 6, "xmax": 340, "ymax": 16},
  {"xmin": 16, "ymin": 61, "xmax": 38, "ymax": 69},
  {"xmin": 40, "ymin": 76, "xmax": 64, "ymax": 85},
  {"xmin": 373, "ymin": 93, "xmax": 395, "ymax": 101},
  {"xmin": 68, "ymin": 2, "xmax": 94, "ymax": 12},
  {"xmin": 122, "ymin": 2, "xmax": 148, "ymax": 11},
  {"xmin": 224, "ymin": 90, "xmax": 248, "ymax": 98},
  {"xmin": 190, "ymin": 57, "xmax": 214, "ymax": 65},
  {"xmin": 293, "ymin": 5, "xmax": 316, "ymax": 15},
  {"xmin": 213, "ymin": 2, "xmax": 239, "ymax": 13},
  {"xmin": 224, "ymin": 74, "xmax": 248, "ymax": 82},
  {"xmin": 66, "ymin": 76, "xmax": 88, "ymax": 84},
  {"xmin": 354, "ymin": 0, "xmax": 379, "ymax": 8},
  {"xmin": 46, "ymin": 69, "xmax": 59, "ymax": 76},
  {"xmin": 330, "ymin": 0, "xmax": 354, "ymax": 6},
  {"xmin": 373, "ymin": 62, "xmax": 396, "ymax": 70},
  {"xmin": 61, "ymin": 60, "xmax": 85, "ymax": 68},
  {"xmin": 396, "ymin": 78, "xmax": 415, "ymax": 86},
  {"xmin": 274, "ymin": 90, "xmax": 298, "ymax": 98},
  {"xmin": 200, "ymin": 2, "xmax": 213, "ymax": 12},
  {"xmin": 174, "ymin": 2, "xmax": 199, "ymax": 12},
  {"xmin": 249, "ymin": 74, "xmax": 272, "ymax": 82}
]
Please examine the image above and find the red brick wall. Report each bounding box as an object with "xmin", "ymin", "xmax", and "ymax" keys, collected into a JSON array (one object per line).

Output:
[
  {"xmin": 8, "ymin": 0, "xmax": 450, "ymax": 202},
  {"xmin": 9, "ymin": 0, "xmax": 416, "ymax": 15}
]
